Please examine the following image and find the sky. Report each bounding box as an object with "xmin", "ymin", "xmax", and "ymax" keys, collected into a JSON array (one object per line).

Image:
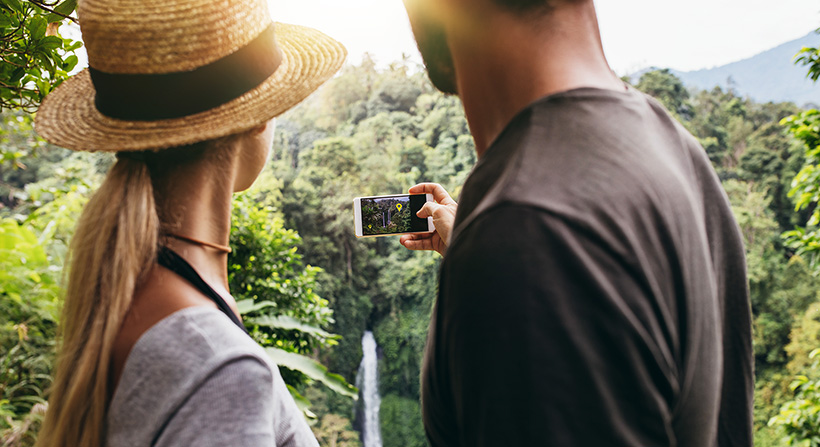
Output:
[{"xmin": 269, "ymin": 0, "xmax": 820, "ymax": 74}]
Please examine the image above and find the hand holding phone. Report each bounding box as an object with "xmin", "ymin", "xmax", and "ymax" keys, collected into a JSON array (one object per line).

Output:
[
  {"xmin": 354, "ymin": 193, "xmax": 435, "ymax": 237},
  {"xmin": 400, "ymin": 183, "xmax": 457, "ymax": 256}
]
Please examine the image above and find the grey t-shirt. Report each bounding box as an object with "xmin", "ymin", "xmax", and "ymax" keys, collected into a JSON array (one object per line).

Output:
[
  {"xmin": 106, "ymin": 306, "xmax": 318, "ymax": 447},
  {"xmin": 422, "ymin": 87, "xmax": 753, "ymax": 446}
]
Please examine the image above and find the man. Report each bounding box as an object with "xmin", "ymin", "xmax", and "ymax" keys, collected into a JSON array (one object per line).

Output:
[{"xmin": 398, "ymin": 0, "xmax": 753, "ymax": 445}]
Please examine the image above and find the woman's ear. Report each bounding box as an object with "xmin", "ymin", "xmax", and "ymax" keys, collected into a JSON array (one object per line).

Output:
[
  {"xmin": 250, "ymin": 118, "xmax": 276, "ymax": 137},
  {"xmin": 251, "ymin": 122, "xmax": 268, "ymax": 135}
]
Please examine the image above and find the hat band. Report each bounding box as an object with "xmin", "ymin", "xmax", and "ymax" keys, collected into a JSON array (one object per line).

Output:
[{"xmin": 89, "ymin": 24, "xmax": 282, "ymax": 121}]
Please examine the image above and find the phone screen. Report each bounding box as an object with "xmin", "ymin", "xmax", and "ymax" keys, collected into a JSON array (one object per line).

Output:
[{"xmin": 360, "ymin": 194, "xmax": 429, "ymax": 236}]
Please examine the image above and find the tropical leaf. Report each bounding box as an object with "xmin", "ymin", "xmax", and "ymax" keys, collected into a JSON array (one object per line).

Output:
[
  {"xmin": 286, "ymin": 384, "xmax": 317, "ymax": 420},
  {"xmin": 236, "ymin": 298, "xmax": 276, "ymax": 314},
  {"xmin": 0, "ymin": 219, "xmax": 48, "ymax": 266},
  {"xmin": 250, "ymin": 315, "xmax": 338, "ymax": 341},
  {"xmin": 265, "ymin": 347, "xmax": 357, "ymax": 399}
]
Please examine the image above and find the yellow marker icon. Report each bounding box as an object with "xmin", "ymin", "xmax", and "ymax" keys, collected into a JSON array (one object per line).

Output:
[{"xmin": 396, "ymin": 203, "xmax": 402, "ymax": 212}]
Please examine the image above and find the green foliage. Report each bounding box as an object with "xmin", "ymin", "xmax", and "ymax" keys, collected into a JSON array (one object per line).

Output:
[
  {"xmin": 0, "ymin": 218, "xmax": 60, "ymax": 444},
  {"xmin": 373, "ymin": 309, "xmax": 429, "ymax": 399},
  {"xmin": 789, "ymin": 302, "xmax": 820, "ymax": 376},
  {"xmin": 723, "ymin": 179, "xmax": 818, "ymax": 371},
  {"xmin": 0, "ymin": 111, "xmax": 113, "ymax": 220},
  {"xmin": 782, "ymin": 28, "xmax": 820, "ymax": 273},
  {"xmin": 635, "ymin": 68, "xmax": 691, "ymax": 119},
  {"xmin": 228, "ymin": 178, "xmax": 356, "ymax": 403},
  {"xmin": 766, "ymin": 287, "xmax": 820, "ymax": 445},
  {"xmin": 770, "ymin": 350, "xmax": 820, "ymax": 446},
  {"xmin": 724, "ymin": 175, "xmax": 820, "ymax": 444},
  {"xmin": 230, "ymin": 189, "xmax": 333, "ymax": 338},
  {"xmin": 303, "ymin": 385, "xmax": 361, "ymax": 447},
  {"xmin": 783, "ymin": 109, "xmax": 820, "ymax": 270},
  {"xmin": 1, "ymin": 112, "xmax": 45, "ymax": 195},
  {"xmin": 265, "ymin": 347, "xmax": 357, "ymax": 399},
  {"xmin": 0, "ymin": 142, "xmax": 92, "ymax": 446},
  {"xmin": 379, "ymin": 394, "xmax": 428, "ymax": 447},
  {"xmin": 311, "ymin": 413, "xmax": 362, "ymax": 447},
  {"xmin": 723, "ymin": 180, "xmax": 780, "ymax": 285},
  {"xmin": 795, "ymin": 29, "xmax": 820, "ymax": 83},
  {"xmin": 0, "ymin": 0, "xmax": 81, "ymax": 111},
  {"xmin": 756, "ymin": 257, "xmax": 820, "ymax": 367},
  {"xmin": 770, "ymin": 37, "xmax": 820, "ymax": 434},
  {"xmin": 756, "ymin": 368, "xmax": 791, "ymax": 447}
]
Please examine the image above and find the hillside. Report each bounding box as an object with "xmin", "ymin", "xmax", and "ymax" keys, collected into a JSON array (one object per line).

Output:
[{"xmin": 636, "ymin": 32, "xmax": 820, "ymax": 106}]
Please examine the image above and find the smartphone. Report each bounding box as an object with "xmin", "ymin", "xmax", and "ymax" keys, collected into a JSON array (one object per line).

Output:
[{"xmin": 353, "ymin": 193, "xmax": 435, "ymax": 237}]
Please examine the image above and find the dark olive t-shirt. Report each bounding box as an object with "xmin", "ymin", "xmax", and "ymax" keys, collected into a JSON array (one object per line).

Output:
[{"xmin": 421, "ymin": 87, "xmax": 753, "ymax": 447}]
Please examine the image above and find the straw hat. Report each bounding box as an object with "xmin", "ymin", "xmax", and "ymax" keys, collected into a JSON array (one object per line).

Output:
[{"xmin": 35, "ymin": 0, "xmax": 347, "ymax": 152}]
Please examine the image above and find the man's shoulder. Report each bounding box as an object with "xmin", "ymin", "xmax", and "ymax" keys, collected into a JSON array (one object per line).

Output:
[{"xmin": 456, "ymin": 87, "xmax": 717, "ymax": 243}]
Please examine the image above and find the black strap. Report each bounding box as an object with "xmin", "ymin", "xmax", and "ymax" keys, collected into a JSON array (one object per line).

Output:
[{"xmin": 156, "ymin": 247, "xmax": 248, "ymax": 334}]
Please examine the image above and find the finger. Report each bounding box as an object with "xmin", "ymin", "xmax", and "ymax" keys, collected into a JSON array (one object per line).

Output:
[
  {"xmin": 408, "ymin": 183, "xmax": 456, "ymax": 205},
  {"xmin": 400, "ymin": 233, "xmax": 430, "ymax": 244},
  {"xmin": 407, "ymin": 183, "xmax": 431, "ymax": 194},
  {"xmin": 416, "ymin": 201, "xmax": 442, "ymax": 219},
  {"xmin": 400, "ymin": 234, "xmax": 435, "ymax": 251}
]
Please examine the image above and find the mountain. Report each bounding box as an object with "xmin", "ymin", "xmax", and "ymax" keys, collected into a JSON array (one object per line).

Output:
[{"xmin": 636, "ymin": 32, "xmax": 820, "ymax": 107}]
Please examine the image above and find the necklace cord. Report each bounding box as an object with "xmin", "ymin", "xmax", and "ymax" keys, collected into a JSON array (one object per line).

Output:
[{"xmin": 166, "ymin": 233, "xmax": 232, "ymax": 254}]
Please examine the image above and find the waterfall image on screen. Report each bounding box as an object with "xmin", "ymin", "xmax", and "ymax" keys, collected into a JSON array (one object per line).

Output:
[
  {"xmin": 360, "ymin": 195, "xmax": 428, "ymax": 236},
  {"xmin": 361, "ymin": 196, "xmax": 411, "ymax": 236}
]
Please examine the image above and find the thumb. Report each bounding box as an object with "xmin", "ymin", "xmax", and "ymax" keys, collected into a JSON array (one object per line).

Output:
[{"xmin": 417, "ymin": 202, "xmax": 442, "ymax": 219}]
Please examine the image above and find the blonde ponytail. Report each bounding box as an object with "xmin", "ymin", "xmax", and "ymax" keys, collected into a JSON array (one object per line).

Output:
[{"xmin": 36, "ymin": 157, "xmax": 160, "ymax": 447}]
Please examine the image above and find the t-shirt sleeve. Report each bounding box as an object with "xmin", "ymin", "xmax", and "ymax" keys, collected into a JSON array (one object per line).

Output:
[
  {"xmin": 152, "ymin": 356, "xmax": 280, "ymax": 447},
  {"xmin": 423, "ymin": 205, "xmax": 680, "ymax": 447}
]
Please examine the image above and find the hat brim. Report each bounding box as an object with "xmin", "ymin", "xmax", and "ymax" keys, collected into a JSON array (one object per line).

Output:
[{"xmin": 35, "ymin": 23, "xmax": 347, "ymax": 152}]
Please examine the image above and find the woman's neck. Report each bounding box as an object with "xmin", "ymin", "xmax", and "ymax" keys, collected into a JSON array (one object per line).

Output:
[{"xmin": 153, "ymin": 151, "xmax": 238, "ymax": 294}]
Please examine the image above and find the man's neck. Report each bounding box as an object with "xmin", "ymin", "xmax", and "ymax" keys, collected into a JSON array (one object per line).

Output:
[{"xmin": 448, "ymin": 2, "xmax": 623, "ymax": 156}]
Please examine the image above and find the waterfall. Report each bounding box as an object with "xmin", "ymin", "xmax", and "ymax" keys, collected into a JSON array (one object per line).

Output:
[{"xmin": 357, "ymin": 331, "xmax": 382, "ymax": 447}]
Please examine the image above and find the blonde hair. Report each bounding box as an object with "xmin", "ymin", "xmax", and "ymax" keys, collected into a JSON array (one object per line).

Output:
[
  {"xmin": 36, "ymin": 132, "xmax": 248, "ymax": 447},
  {"xmin": 35, "ymin": 157, "xmax": 159, "ymax": 447}
]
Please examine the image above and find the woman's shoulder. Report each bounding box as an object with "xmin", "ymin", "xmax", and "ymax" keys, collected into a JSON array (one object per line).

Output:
[
  {"xmin": 131, "ymin": 306, "xmax": 263, "ymax": 361},
  {"xmin": 117, "ymin": 306, "xmax": 270, "ymax": 391},
  {"xmin": 106, "ymin": 307, "xmax": 274, "ymax": 444}
]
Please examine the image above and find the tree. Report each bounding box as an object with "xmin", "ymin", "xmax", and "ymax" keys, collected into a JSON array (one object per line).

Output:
[
  {"xmin": 782, "ymin": 28, "xmax": 820, "ymax": 272},
  {"xmin": 635, "ymin": 68, "xmax": 692, "ymax": 119},
  {"xmin": 1, "ymin": 0, "xmax": 82, "ymax": 209},
  {"xmin": 769, "ymin": 349, "xmax": 820, "ymax": 446},
  {"xmin": 230, "ymin": 176, "xmax": 358, "ymax": 405},
  {"xmin": 760, "ymin": 28, "xmax": 820, "ymax": 447},
  {"xmin": 796, "ymin": 28, "xmax": 820, "ymax": 83},
  {"xmin": 1, "ymin": 0, "xmax": 81, "ymax": 111},
  {"xmin": 0, "ymin": 219, "xmax": 60, "ymax": 446},
  {"xmin": 312, "ymin": 413, "xmax": 362, "ymax": 447},
  {"xmin": 378, "ymin": 395, "xmax": 427, "ymax": 447}
]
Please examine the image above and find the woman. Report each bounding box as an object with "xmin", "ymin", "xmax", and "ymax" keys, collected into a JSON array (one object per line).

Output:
[{"xmin": 32, "ymin": 0, "xmax": 346, "ymax": 446}]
